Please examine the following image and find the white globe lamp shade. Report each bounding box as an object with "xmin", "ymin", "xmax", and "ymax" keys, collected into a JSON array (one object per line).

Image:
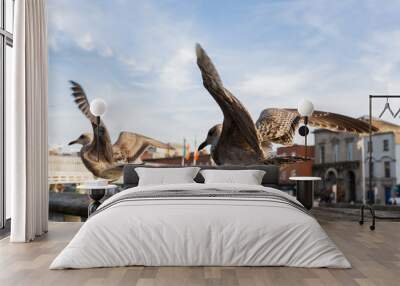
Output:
[
  {"xmin": 297, "ymin": 99, "xmax": 314, "ymax": 117},
  {"xmin": 90, "ymin": 98, "xmax": 107, "ymax": 117}
]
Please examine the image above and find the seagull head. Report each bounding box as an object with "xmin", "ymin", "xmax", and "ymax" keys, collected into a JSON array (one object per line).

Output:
[
  {"xmin": 198, "ymin": 124, "xmax": 222, "ymax": 151},
  {"xmin": 68, "ymin": 133, "xmax": 93, "ymax": 146}
]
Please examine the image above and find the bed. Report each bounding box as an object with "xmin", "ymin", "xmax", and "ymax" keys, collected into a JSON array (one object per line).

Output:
[{"xmin": 50, "ymin": 165, "xmax": 350, "ymax": 269}]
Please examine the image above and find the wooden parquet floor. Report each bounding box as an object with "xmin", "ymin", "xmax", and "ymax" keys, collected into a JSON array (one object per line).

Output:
[{"xmin": 0, "ymin": 221, "xmax": 399, "ymax": 286}]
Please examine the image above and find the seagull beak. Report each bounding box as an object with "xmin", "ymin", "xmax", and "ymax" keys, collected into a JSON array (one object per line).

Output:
[
  {"xmin": 68, "ymin": 140, "xmax": 77, "ymax": 145},
  {"xmin": 198, "ymin": 140, "xmax": 208, "ymax": 151}
]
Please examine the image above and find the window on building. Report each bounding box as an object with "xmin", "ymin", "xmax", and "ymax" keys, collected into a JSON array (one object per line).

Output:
[
  {"xmin": 1, "ymin": 0, "xmax": 14, "ymax": 229},
  {"xmin": 319, "ymin": 145, "xmax": 325, "ymax": 164},
  {"xmin": 333, "ymin": 143, "xmax": 339, "ymax": 162},
  {"xmin": 346, "ymin": 141, "xmax": 353, "ymax": 161},
  {"xmin": 383, "ymin": 139, "xmax": 389, "ymax": 152},
  {"xmin": 384, "ymin": 161, "xmax": 391, "ymax": 178}
]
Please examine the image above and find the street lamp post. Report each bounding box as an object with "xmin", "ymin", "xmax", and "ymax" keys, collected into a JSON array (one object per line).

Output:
[
  {"xmin": 297, "ymin": 99, "xmax": 314, "ymax": 160},
  {"xmin": 90, "ymin": 98, "xmax": 107, "ymax": 161}
]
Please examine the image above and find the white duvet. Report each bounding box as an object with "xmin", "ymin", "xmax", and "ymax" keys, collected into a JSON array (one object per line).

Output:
[{"xmin": 50, "ymin": 183, "xmax": 351, "ymax": 269}]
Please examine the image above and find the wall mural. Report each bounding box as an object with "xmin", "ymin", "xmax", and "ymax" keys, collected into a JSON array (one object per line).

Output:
[
  {"xmin": 59, "ymin": 43, "xmax": 374, "ymax": 181},
  {"xmin": 47, "ymin": 0, "xmax": 400, "ymax": 222}
]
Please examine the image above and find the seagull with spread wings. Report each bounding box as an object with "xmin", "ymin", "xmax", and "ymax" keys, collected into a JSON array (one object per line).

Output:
[
  {"xmin": 68, "ymin": 81, "xmax": 172, "ymax": 180},
  {"xmin": 195, "ymin": 44, "xmax": 378, "ymax": 165}
]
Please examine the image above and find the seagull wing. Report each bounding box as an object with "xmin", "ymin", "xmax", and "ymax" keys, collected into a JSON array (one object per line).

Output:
[
  {"xmin": 113, "ymin": 132, "xmax": 172, "ymax": 163},
  {"xmin": 256, "ymin": 108, "xmax": 300, "ymax": 146},
  {"xmin": 70, "ymin": 80, "xmax": 113, "ymax": 162},
  {"xmin": 256, "ymin": 108, "xmax": 379, "ymax": 145},
  {"xmin": 70, "ymin": 81, "xmax": 100, "ymax": 125},
  {"xmin": 196, "ymin": 44, "xmax": 263, "ymax": 158}
]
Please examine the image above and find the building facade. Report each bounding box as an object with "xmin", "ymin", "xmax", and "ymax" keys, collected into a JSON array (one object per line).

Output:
[
  {"xmin": 362, "ymin": 132, "xmax": 399, "ymax": 204},
  {"xmin": 313, "ymin": 127, "xmax": 399, "ymax": 205},
  {"xmin": 313, "ymin": 129, "xmax": 361, "ymax": 203},
  {"xmin": 48, "ymin": 151, "xmax": 94, "ymax": 186}
]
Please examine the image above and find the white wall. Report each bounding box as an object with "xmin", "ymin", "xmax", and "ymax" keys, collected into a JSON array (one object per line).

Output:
[
  {"xmin": 396, "ymin": 143, "xmax": 400, "ymax": 185},
  {"xmin": 363, "ymin": 133, "xmax": 396, "ymax": 178}
]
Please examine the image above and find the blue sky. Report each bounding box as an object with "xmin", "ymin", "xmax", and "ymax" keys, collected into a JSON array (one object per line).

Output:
[{"xmin": 48, "ymin": 0, "xmax": 400, "ymax": 150}]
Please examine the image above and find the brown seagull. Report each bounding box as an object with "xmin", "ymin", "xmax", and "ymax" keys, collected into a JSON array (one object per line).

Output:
[
  {"xmin": 68, "ymin": 81, "xmax": 172, "ymax": 180},
  {"xmin": 195, "ymin": 44, "xmax": 378, "ymax": 165}
]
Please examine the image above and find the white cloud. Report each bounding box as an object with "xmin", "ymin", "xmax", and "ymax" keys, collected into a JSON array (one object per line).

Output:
[
  {"xmin": 234, "ymin": 70, "xmax": 309, "ymax": 98},
  {"xmin": 76, "ymin": 33, "xmax": 94, "ymax": 51},
  {"xmin": 118, "ymin": 56, "xmax": 153, "ymax": 74},
  {"xmin": 159, "ymin": 47, "xmax": 197, "ymax": 91},
  {"xmin": 360, "ymin": 30, "xmax": 400, "ymax": 86},
  {"xmin": 48, "ymin": 0, "xmax": 199, "ymax": 93},
  {"xmin": 48, "ymin": 1, "xmax": 114, "ymax": 57},
  {"xmin": 100, "ymin": 47, "xmax": 113, "ymax": 57}
]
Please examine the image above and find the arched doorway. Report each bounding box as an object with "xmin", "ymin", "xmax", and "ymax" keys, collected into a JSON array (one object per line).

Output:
[
  {"xmin": 347, "ymin": 171, "xmax": 356, "ymax": 203},
  {"xmin": 325, "ymin": 169, "xmax": 338, "ymax": 202}
]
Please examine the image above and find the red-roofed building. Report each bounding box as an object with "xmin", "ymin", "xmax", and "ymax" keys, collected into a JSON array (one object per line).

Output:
[{"xmin": 277, "ymin": 145, "xmax": 315, "ymax": 185}]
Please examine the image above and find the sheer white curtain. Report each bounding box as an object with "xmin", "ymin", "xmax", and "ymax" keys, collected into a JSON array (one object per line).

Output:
[{"xmin": 8, "ymin": 0, "xmax": 48, "ymax": 242}]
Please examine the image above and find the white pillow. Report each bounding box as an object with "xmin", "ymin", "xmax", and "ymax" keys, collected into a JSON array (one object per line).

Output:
[
  {"xmin": 200, "ymin": 169, "xmax": 266, "ymax": 185},
  {"xmin": 136, "ymin": 167, "xmax": 200, "ymax": 186}
]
